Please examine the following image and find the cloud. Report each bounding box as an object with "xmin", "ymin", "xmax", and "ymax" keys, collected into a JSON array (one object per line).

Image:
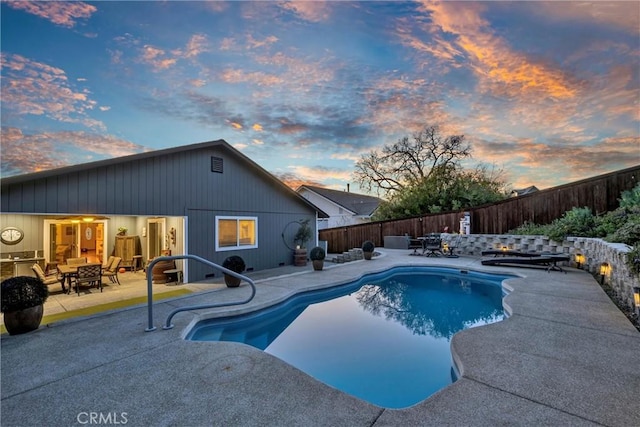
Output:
[
  {"xmin": 0, "ymin": 127, "xmax": 148, "ymax": 177},
  {"xmin": 183, "ymin": 34, "xmax": 211, "ymax": 58},
  {"xmin": 5, "ymin": 1, "xmax": 96, "ymax": 28},
  {"xmin": 273, "ymin": 164, "xmax": 350, "ymax": 190},
  {"xmin": 416, "ymin": 1, "xmax": 577, "ymax": 101},
  {"xmin": 219, "ymin": 68, "xmax": 283, "ymax": 86},
  {"xmin": 533, "ymin": 2, "xmax": 640, "ymax": 34},
  {"xmin": 475, "ymin": 135, "xmax": 640, "ymax": 189},
  {"xmin": 139, "ymin": 34, "xmax": 211, "ymax": 72},
  {"xmin": 246, "ymin": 34, "xmax": 279, "ymax": 50},
  {"xmin": 141, "ymin": 45, "xmax": 177, "ymax": 71},
  {"xmin": 277, "ymin": 1, "xmax": 332, "ymax": 23},
  {"xmin": 0, "ymin": 53, "xmax": 105, "ymax": 131}
]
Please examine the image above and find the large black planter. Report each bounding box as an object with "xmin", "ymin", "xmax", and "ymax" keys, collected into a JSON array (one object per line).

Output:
[{"xmin": 3, "ymin": 305, "xmax": 44, "ymax": 335}]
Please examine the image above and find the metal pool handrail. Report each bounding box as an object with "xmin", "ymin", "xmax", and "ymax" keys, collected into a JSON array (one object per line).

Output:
[{"xmin": 144, "ymin": 255, "xmax": 256, "ymax": 332}]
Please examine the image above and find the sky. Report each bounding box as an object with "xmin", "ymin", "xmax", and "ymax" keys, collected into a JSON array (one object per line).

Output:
[{"xmin": 1, "ymin": 1, "xmax": 639, "ymax": 196}]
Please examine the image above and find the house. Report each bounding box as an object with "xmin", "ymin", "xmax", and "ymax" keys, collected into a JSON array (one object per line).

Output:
[
  {"xmin": 0, "ymin": 140, "xmax": 327, "ymax": 283},
  {"xmin": 510, "ymin": 186, "xmax": 539, "ymax": 197},
  {"xmin": 296, "ymin": 185, "xmax": 382, "ymax": 229}
]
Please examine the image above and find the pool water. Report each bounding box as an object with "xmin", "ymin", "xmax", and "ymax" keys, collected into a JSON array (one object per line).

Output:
[{"xmin": 187, "ymin": 267, "xmax": 512, "ymax": 408}]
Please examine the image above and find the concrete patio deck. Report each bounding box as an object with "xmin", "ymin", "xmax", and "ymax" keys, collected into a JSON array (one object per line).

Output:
[{"xmin": 2, "ymin": 250, "xmax": 639, "ymax": 426}]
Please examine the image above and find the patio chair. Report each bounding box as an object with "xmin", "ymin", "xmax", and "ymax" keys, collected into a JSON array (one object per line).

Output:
[
  {"xmin": 32, "ymin": 263, "xmax": 66, "ymax": 293},
  {"xmin": 67, "ymin": 257, "xmax": 87, "ymax": 265},
  {"xmin": 102, "ymin": 256, "xmax": 115, "ymax": 270},
  {"xmin": 72, "ymin": 263, "xmax": 103, "ymax": 295},
  {"xmin": 422, "ymin": 233, "xmax": 443, "ymax": 257},
  {"xmin": 408, "ymin": 238, "xmax": 423, "ymax": 255},
  {"xmin": 103, "ymin": 257, "xmax": 122, "ymax": 285}
]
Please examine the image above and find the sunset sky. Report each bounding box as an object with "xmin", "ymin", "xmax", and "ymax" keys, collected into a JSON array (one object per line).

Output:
[{"xmin": 1, "ymin": 1, "xmax": 638, "ymax": 195}]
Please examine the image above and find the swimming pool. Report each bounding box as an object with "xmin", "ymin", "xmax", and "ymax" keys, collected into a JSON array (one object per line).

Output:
[{"xmin": 187, "ymin": 266, "xmax": 513, "ymax": 408}]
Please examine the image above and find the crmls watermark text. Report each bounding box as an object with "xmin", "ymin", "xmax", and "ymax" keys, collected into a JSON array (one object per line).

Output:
[{"xmin": 77, "ymin": 412, "xmax": 128, "ymax": 425}]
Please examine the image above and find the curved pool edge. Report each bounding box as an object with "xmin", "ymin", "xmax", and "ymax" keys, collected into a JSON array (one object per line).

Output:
[{"xmin": 2, "ymin": 250, "xmax": 638, "ymax": 426}]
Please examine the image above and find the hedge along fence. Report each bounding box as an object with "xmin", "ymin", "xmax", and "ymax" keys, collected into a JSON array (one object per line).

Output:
[{"xmin": 319, "ymin": 165, "xmax": 640, "ymax": 254}]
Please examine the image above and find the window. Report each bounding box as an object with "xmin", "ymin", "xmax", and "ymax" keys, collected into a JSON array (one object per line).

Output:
[{"xmin": 215, "ymin": 216, "xmax": 258, "ymax": 251}]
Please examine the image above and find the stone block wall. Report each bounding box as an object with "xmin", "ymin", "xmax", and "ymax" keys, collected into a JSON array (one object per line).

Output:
[{"xmin": 445, "ymin": 233, "xmax": 639, "ymax": 311}]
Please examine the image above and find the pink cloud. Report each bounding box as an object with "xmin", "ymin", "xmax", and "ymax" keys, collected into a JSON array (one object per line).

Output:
[
  {"xmin": 5, "ymin": 1, "xmax": 96, "ymax": 28},
  {"xmin": 0, "ymin": 127, "xmax": 148, "ymax": 176},
  {"xmin": 139, "ymin": 34, "xmax": 210, "ymax": 72},
  {"xmin": 278, "ymin": 1, "xmax": 332, "ymax": 22},
  {"xmin": 1, "ymin": 53, "xmax": 105, "ymax": 131}
]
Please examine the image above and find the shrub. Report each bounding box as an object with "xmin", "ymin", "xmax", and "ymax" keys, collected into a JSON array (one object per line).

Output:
[
  {"xmin": 626, "ymin": 244, "xmax": 640, "ymax": 276},
  {"xmin": 362, "ymin": 240, "xmax": 375, "ymax": 252},
  {"xmin": 309, "ymin": 246, "xmax": 326, "ymax": 261},
  {"xmin": 608, "ymin": 222, "xmax": 640, "ymax": 246},
  {"xmin": 1, "ymin": 276, "xmax": 49, "ymax": 313},
  {"xmin": 619, "ymin": 183, "xmax": 640, "ymax": 209},
  {"xmin": 222, "ymin": 255, "xmax": 245, "ymax": 274},
  {"xmin": 545, "ymin": 207, "xmax": 596, "ymax": 242},
  {"xmin": 509, "ymin": 221, "xmax": 549, "ymax": 236}
]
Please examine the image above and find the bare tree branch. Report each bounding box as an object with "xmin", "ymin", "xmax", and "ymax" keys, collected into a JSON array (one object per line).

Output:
[{"xmin": 353, "ymin": 125, "xmax": 470, "ymax": 197}]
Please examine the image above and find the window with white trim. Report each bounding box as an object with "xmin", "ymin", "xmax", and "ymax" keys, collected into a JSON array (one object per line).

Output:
[{"xmin": 215, "ymin": 216, "xmax": 258, "ymax": 251}]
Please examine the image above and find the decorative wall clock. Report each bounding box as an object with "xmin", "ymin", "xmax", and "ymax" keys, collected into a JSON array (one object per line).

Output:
[{"xmin": 1, "ymin": 227, "xmax": 24, "ymax": 245}]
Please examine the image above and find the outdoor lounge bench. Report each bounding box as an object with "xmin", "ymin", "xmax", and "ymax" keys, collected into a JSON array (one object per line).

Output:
[
  {"xmin": 481, "ymin": 250, "xmax": 551, "ymax": 258},
  {"xmin": 481, "ymin": 254, "xmax": 570, "ymax": 273}
]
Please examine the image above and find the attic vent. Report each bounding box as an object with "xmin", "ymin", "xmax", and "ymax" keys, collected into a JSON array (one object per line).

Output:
[{"xmin": 211, "ymin": 156, "xmax": 223, "ymax": 173}]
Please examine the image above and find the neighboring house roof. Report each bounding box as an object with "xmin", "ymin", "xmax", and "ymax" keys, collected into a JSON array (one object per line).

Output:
[
  {"xmin": 511, "ymin": 186, "xmax": 539, "ymax": 197},
  {"xmin": 1, "ymin": 139, "xmax": 329, "ymax": 218},
  {"xmin": 297, "ymin": 185, "xmax": 382, "ymax": 217}
]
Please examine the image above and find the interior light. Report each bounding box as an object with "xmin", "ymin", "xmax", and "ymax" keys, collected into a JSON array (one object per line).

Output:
[
  {"xmin": 575, "ymin": 253, "xmax": 585, "ymax": 269},
  {"xmin": 82, "ymin": 217, "xmax": 94, "ymax": 222}
]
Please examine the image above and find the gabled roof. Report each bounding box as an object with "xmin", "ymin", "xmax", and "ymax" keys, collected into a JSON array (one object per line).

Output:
[
  {"xmin": 511, "ymin": 185, "xmax": 539, "ymax": 197},
  {"xmin": 297, "ymin": 185, "xmax": 382, "ymax": 217},
  {"xmin": 1, "ymin": 139, "xmax": 329, "ymax": 218}
]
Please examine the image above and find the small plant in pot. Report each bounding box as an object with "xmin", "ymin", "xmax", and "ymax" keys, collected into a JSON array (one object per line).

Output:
[
  {"xmin": 310, "ymin": 246, "xmax": 326, "ymax": 271},
  {"xmin": 1, "ymin": 276, "xmax": 49, "ymax": 335},
  {"xmin": 293, "ymin": 219, "xmax": 313, "ymax": 266},
  {"xmin": 222, "ymin": 255, "xmax": 246, "ymax": 288},
  {"xmin": 362, "ymin": 240, "xmax": 375, "ymax": 260}
]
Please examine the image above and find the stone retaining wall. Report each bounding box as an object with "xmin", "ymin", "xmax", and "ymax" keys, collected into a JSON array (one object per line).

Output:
[{"xmin": 447, "ymin": 234, "xmax": 639, "ymax": 310}]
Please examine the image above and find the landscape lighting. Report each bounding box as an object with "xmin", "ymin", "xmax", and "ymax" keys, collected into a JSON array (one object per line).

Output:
[
  {"xmin": 575, "ymin": 253, "xmax": 585, "ymax": 269},
  {"xmin": 599, "ymin": 262, "xmax": 610, "ymax": 285}
]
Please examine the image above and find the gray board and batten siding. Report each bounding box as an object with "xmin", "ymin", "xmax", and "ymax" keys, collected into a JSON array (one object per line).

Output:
[{"xmin": 1, "ymin": 140, "xmax": 324, "ymax": 281}]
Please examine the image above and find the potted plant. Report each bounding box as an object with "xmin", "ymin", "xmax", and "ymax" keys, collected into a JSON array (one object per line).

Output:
[
  {"xmin": 293, "ymin": 219, "xmax": 313, "ymax": 266},
  {"xmin": 362, "ymin": 240, "xmax": 375, "ymax": 260},
  {"xmin": 310, "ymin": 246, "xmax": 326, "ymax": 271},
  {"xmin": 222, "ymin": 255, "xmax": 246, "ymax": 288},
  {"xmin": 117, "ymin": 226, "xmax": 128, "ymax": 236},
  {"xmin": 1, "ymin": 276, "xmax": 49, "ymax": 335}
]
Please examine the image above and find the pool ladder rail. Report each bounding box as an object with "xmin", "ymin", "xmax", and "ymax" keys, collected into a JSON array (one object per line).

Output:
[{"xmin": 144, "ymin": 255, "xmax": 256, "ymax": 332}]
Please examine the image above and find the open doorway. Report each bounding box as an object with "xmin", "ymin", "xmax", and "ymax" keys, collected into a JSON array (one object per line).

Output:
[
  {"xmin": 44, "ymin": 219, "xmax": 106, "ymax": 265},
  {"xmin": 146, "ymin": 218, "xmax": 166, "ymax": 260}
]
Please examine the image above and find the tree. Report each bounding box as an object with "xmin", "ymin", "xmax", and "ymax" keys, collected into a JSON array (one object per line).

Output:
[
  {"xmin": 354, "ymin": 125, "xmax": 508, "ymax": 220},
  {"xmin": 354, "ymin": 125, "xmax": 471, "ymax": 196}
]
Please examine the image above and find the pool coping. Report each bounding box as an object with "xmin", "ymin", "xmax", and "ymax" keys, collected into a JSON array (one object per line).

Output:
[{"xmin": 2, "ymin": 250, "xmax": 639, "ymax": 426}]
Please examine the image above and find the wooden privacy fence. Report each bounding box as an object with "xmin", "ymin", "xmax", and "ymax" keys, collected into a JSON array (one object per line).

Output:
[{"xmin": 319, "ymin": 165, "xmax": 640, "ymax": 253}]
